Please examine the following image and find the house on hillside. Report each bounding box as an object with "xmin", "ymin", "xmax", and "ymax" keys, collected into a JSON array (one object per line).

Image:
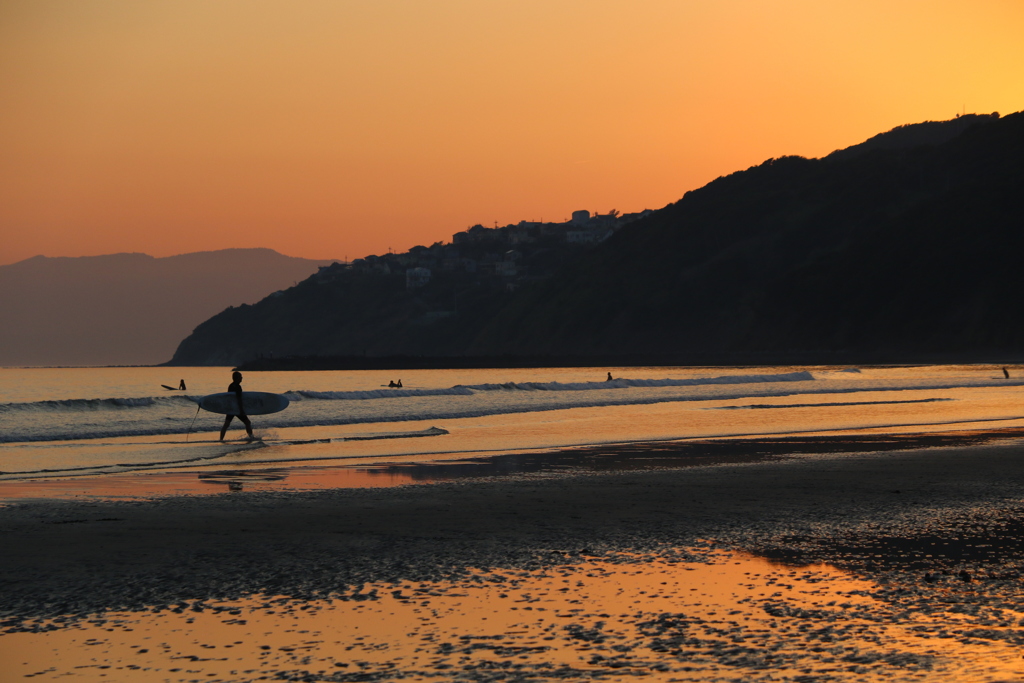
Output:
[
  {"xmin": 506, "ymin": 223, "xmax": 537, "ymax": 244},
  {"xmin": 495, "ymin": 260, "xmax": 517, "ymax": 277},
  {"xmin": 566, "ymin": 229, "xmax": 609, "ymax": 244},
  {"xmin": 494, "ymin": 250, "xmax": 520, "ymax": 278},
  {"xmin": 467, "ymin": 225, "xmax": 495, "ymax": 243},
  {"xmin": 540, "ymin": 223, "xmax": 568, "ymax": 240},
  {"xmin": 619, "ymin": 209, "xmax": 654, "ymax": 225},
  {"xmin": 406, "ymin": 267, "xmax": 431, "ymax": 289},
  {"xmin": 361, "ymin": 255, "xmax": 391, "ymax": 274}
]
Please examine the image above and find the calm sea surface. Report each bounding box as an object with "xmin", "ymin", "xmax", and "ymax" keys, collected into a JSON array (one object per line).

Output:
[{"xmin": 2, "ymin": 365, "xmax": 1023, "ymax": 482}]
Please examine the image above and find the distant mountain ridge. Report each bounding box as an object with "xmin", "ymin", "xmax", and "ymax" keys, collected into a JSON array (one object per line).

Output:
[
  {"xmin": 169, "ymin": 112, "xmax": 1024, "ymax": 366},
  {"xmin": 0, "ymin": 248, "xmax": 336, "ymax": 366}
]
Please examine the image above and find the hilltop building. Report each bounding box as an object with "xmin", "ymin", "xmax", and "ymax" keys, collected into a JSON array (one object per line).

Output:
[{"xmin": 343, "ymin": 207, "xmax": 653, "ymax": 295}]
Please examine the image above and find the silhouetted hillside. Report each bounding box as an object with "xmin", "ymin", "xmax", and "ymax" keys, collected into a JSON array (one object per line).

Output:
[
  {"xmin": 825, "ymin": 113, "xmax": 999, "ymax": 161},
  {"xmin": 168, "ymin": 214, "xmax": 636, "ymax": 365},
  {"xmin": 470, "ymin": 112, "xmax": 1022, "ymax": 358},
  {"xmin": 0, "ymin": 249, "xmax": 335, "ymax": 366},
  {"xmin": 168, "ymin": 257, "xmax": 529, "ymax": 366},
  {"xmin": 170, "ymin": 112, "xmax": 1024, "ymax": 366}
]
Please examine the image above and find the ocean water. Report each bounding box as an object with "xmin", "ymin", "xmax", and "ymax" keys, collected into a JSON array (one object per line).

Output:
[{"xmin": 1, "ymin": 365, "xmax": 1023, "ymax": 482}]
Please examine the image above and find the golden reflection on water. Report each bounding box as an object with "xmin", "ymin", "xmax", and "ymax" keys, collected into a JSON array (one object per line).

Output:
[{"xmin": 2, "ymin": 553, "xmax": 1022, "ymax": 682}]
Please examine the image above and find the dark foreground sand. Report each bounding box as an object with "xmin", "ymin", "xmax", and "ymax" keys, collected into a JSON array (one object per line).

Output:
[{"xmin": 3, "ymin": 434, "xmax": 1024, "ymax": 626}]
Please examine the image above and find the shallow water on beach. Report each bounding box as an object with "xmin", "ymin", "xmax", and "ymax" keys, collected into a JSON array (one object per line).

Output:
[
  {"xmin": 3, "ymin": 552, "xmax": 1022, "ymax": 682},
  {"xmin": 3, "ymin": 364, "xmax": 1024, "ymax": 492},
  {"xmin": 5, "ymin": 366, "xmax": 1024, "ymax": 682}
]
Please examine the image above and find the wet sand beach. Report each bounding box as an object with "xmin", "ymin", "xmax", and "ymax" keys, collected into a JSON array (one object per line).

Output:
[{"xmin": 3, "ymin": 434, "xmax": 1024, "ymax": 681}]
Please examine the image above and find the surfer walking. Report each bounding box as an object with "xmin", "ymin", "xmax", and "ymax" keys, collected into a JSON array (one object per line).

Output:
[{"xmin": 219, "ymin": 371, "xmax": 254, "ymax": 441}]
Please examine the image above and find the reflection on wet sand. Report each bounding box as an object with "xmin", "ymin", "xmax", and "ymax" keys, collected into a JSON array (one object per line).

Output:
[
  {"xmin": 0, "ymin": 465, "xmax": 420, "ymax": 502},
  {"xmin": 197, "ymin": 469, "xmax": 288, "ymax": 493},
  {"xmin": 2, "ymin": 427, "xmax": 1020, "ymax": 503},
  {"xmin": 2, "ymin": 552, "xmax": 1021, "ymax": 682},
  {"xmin": 5, "ymin": 441, "xmax": 1024, "ymax": 682}
]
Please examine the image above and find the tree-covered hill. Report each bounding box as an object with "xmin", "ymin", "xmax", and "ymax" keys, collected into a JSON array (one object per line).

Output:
[
  {"xmin": 168, "ymin": 112, "xmax": 1024, "ymax": 366},
  {"xmin": 469, "ymin": 112, "xmax": 1022, "ymax": 359}
]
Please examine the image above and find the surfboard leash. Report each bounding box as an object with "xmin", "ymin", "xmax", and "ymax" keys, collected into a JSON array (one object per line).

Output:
[{"xmin": 185, "ymin": 403, "xmax": 201, "ymax": 442}]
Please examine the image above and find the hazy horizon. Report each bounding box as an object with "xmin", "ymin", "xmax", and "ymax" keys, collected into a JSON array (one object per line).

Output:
[
  {"xmin": 2, "ymin": 246, "xmax": 341, "ymax": 268},
  {"xmin": 0, "ymin": 248, "xmax": 336, "ymax": 366}
]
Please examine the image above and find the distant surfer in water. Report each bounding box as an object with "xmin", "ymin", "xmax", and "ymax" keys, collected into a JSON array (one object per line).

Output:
[
  {"xmin": 179, "ymin": 379, "xmax": 187, "ymax": 390},
  {"xmin": 606, "ymin": 372, "xmax": 613, "ymax": 381},
  {"xmin": 219, "ymin": 371, "xmax": 254, "ymax": 441},
  {"xmin": 1003, "ymin": 367, "xmax": 1010, "ymax": 379}
]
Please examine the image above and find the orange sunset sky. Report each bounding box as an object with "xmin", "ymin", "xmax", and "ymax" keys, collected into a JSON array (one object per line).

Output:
[{"xmin": 1, "ymin": 0, "xmax": 1022, "ymax": 266}]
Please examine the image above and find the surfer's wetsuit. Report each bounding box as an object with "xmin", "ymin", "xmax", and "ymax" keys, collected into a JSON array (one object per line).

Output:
[{"xmin": 219, "ymin": 374, "xmax": 254, "ymax": 441}]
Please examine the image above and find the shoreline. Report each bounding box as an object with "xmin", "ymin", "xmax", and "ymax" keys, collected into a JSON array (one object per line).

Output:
[{"xmin": 4, "ymin": 423, "xmax": 1024, "ymax": 497}]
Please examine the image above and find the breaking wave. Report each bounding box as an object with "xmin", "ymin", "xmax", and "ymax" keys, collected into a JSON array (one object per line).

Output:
[
  {"xmin": 285, "ymin": 372, "xmax": 816, "ymax": 401},
  {"xmin": 458, "ymin": 371, "xmax": 814, "ymax": 393},
  {"xmin": 5, "ymin": 368, "xmax": 1024, "ymax": 446},
  {"xmin": 286, "ymin": 387, "xmax": 476, "ymax": 401},
  {"xmin": 0, "ymin": 395, "xmax": 198, "ymax": 413},
  {"xmin": 1, "ymin": 372, "xmax": 814, "ymax": 414}
]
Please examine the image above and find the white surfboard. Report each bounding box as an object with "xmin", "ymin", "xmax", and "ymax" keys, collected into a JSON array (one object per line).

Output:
[{"xmin": 199, "ymin": 391, "xmax": 290, "ymax": 416}]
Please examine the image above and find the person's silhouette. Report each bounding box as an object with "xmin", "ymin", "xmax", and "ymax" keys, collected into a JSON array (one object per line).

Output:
[
  {"xmin": 219, "ymin": 371, "xmax": 254, "ymax": 441},
  {"xmin": 606, "ymin": 372, "xmax": 613, "ymax": 381},
  {"xmin": 1003, "ymin": 367, "xmax": 1010, "ymax": 379},
  {"xmin": 178, "ymin": 379, "xmax": 187, "ymax": 390}
]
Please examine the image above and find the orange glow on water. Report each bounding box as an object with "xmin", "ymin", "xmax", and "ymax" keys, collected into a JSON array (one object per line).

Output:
[{"xmin": 1, "ymin": 0, "xmax": 1023, "ymax": 265}]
